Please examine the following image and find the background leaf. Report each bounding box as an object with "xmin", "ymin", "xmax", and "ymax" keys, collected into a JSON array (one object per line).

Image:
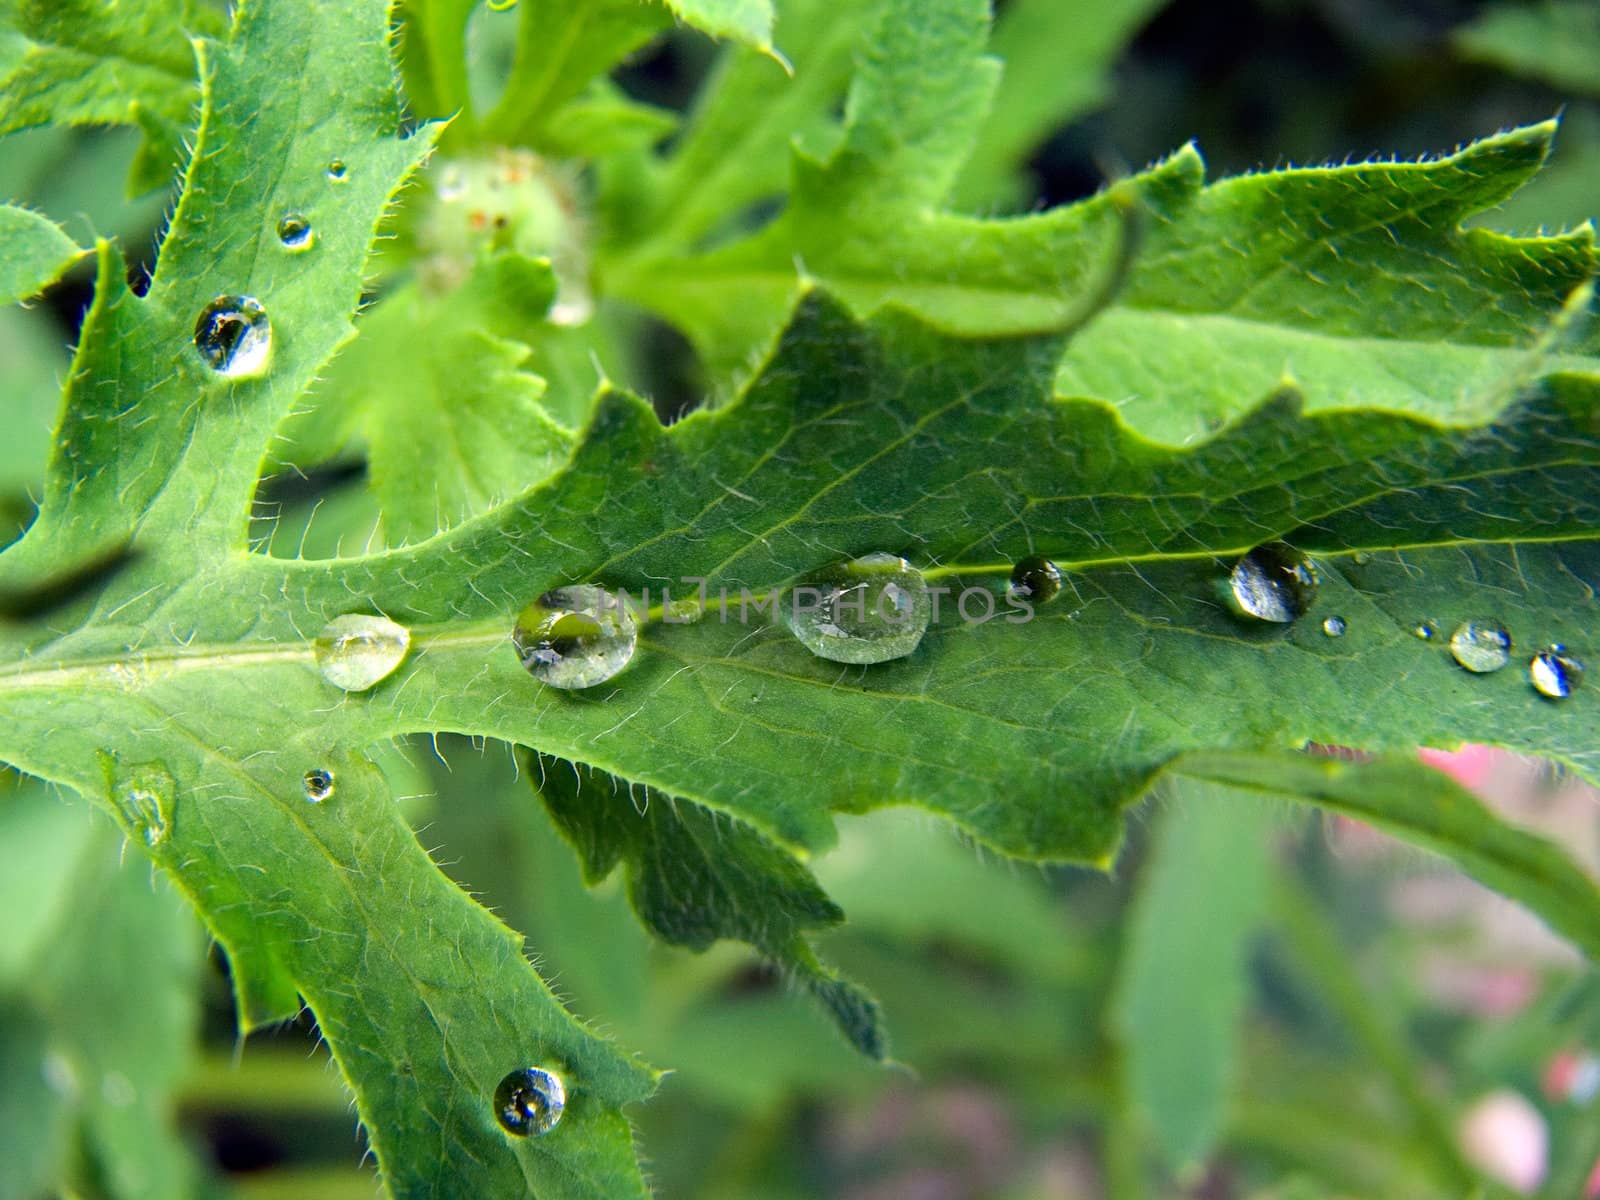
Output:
[
  {"xmin": 1455, "ymin": 1, "xmax": 1600, "ymax": 98},
  {"xmin": 0, "ymin": 203, "xmax": 82, "ymax": 304},
  {"xmin": 1112, "ymin": 783, "xmax": 1273, "ymax": 1169}
]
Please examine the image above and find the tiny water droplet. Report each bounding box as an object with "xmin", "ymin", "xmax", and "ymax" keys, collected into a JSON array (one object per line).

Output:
[
  {"xmin": 1449, "ymin": 620, "xmax": 1512, "ymax": 674},
  {"xmin": 276, "ymin": 213, "xmax": 313, "ymax": 250},
  {"xmin": 1352, "ymin": 551, "xmax": 1372, "ymax": 566},
  {"xmin": 513, "ymin": 585, "xmax": 637, "ymax": 689},
  {"xmin": 326, "ymin": 158, "xmax": 348, "ymax": 181},
  {"xmin": 662, "ymin": 593, "xmax": 705, "ymax": 624},
  {"xmin": 1322, "ymin": 615, "xmax": 1347, "ymax": 637},
  {"xmin": 1007, "ymin": 556, "xmax": 1061, "ymax": 605},
  {"xmin": 1229, "ymin": 543, "xmax": 1318, "ymax": 623},
  {"xmin": 1530, "ymin": 646, "xmax": 1584, "ymax": 699},
  {"xmin": 494, "ymin": 1067, "xmax": 564, "ymax": 1136},
  {"xmin": 302, "ymin": 768, "xmax": 335, "ymax": 803},
  {"xmin": 315, "ymin": 613, "xmax": 411, "ymax": 691},
  {"xmin": 1414, "ymin": 620, "xmax": 1439, "ymax": 641},
  {"xmin": 194, "ymin": 295, "xmax": 271, "ymax": 377},
  {"xmin": 113, "ymin": 763, "xmax": 176, "ymax": 848},
  {"xmin": 785, "ymin": 552, "xmax": 931, "ymax": 665}
]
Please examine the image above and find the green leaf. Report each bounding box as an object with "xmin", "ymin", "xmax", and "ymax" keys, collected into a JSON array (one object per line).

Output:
[
  {"xmin": 618, "ymin": 0, "xmax": 865, "ymax": 254},
  {"xmin": 1455, "ymin": 1, "xmax": 1600, "ymax": 97},
  {"xmin": 814, "ymin": 809, "xmax": 1091, "ymax": 988},
  {"xmin": 1178, "ymin": 751, "xmax": 1600, "ymax": 960},
  {"xmin": 1058, "ymin": 122, "xmax": 1600, "ymax": 444},
  {"xmin": 535, "ymin": 84, "xmax": 679, "ymax": 158},
  {"xmin": 534, "ymin": 754, "xmax": 887, "ymax": 1058},
  {"xmin": 0, "ymin": 0, "xmax": 222, "ymax": 193},
  {"xmin": 1112, "ymin": 785, "xmax": 1273, "ymax": 1169},
  {"xmin": 606, "ymin": 0, "xmax": 1173, "ymax": 381},
  {"xmin": 664, "ymin": 0, "xmax": 774, "ymax": 52},
  {"xmin": 300, "ymin": 252, "xmax": 576, "ymax": 544},
  {"xmin": 4, "ymin": 0, "xmax": 431, "ymax": 578},
  {"xmin": 198, "ymin": 288, "xmax": 1597, "ymax": 875},
  {"xmin": 953, "ymin": 0, "xmax": 1171, "ymax": 209},
  {"xmin": 484, "ymin": 0, "xmax": 672, "ymax": 147},
  {"xmin": 0, "ymin": 1, "xmax": 659, "ymax": 1194},
  {"xmin": 396, "ymin": 0, "xmax": 478, "ymax": 121},
  {"xmin": 0, "ymin": 783, "xmax": 205, "ymax": 1200},
  {"xmin": 0, "ymin": 203, "xmax": 83, "ymax": 304}
]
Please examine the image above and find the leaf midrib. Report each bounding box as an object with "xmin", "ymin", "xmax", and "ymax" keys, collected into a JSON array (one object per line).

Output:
[{"xmin": 5, "ymin": 520, "xmax": 1597, "ymax": 699}]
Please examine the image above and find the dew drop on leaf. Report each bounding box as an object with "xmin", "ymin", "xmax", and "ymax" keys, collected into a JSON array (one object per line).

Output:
[
  {"xmin": 112, "ymin": 763, "xmax": 177, "ymax": 847},
  {"xmin": 1007, "ymin": 556, "xmax": 1061, "ymax": 605},
  {"xmin": 1322, "ymin": 615, "xmax": 1346, "ymax": 637},
  {"xmin": 1530, "ymin": 646, "xmax": 1584, "ymax": 699},
  {"xmin": 1228, "ymin": 543, "xmax": 1318, "ymax": 623},
  {"xmin": 1449, "ymin": 620, "xmax": 1512, "ymax": 674},
  {"xmin": 785, "ymin": 552, "xmax": 931, "ymax": 665},
  {"xmin": 513, "ymin": 585, "xmax": 637, "ymax": 689},
  {"xmin": 494, "ymin": 1067, "xmax": 565, "ymax": 1136},
  {"xmin": 276, "ymin": 213, "xmax": 313, "ymax": 250},
  {"xmin": 1414, "ymin": 620, "xmax": 1439, "ymax": 641},
  {"xmin": 314, "ymin": 613, "xmax": 411, "ymax": 692},
  {"xmin": 302, "ymin": 768, "xmax": 335, "ymax": 803},
  {"xmin": 193, "ymin": 295, "xmax": 271, "ymax": 377},
  {"xmin": 326, "ymin": 157, "xmax": 348, "ymax": 181}
]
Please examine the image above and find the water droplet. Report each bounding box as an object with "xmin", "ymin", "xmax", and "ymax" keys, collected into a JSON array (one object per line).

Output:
[
  {"xmin": 1322, "ymin": 615, "xmax": 1347, "ymax": 637},
  {"xmin": 513, "ymin": 585, "xmax": 637, "ymax": 689},
  {"xmin": 1007, "ymin": 556, "xmax": 1061, "ymax": 605},
  {"xmin": 1353, "ymin": 551, "xmax": 1373, "ymax": 566},
  {"xmin": 1530, "ymin": 646, "xmax": 1584, "ymax": 699},
  {"xmin": 302, "ymin": 768, "xmax": 335, "ymax": 803},
  {"xmin": 1414, "ymin": 620, "xmax": 1439, "ymax": 641},
  {"xmin": 315, "ymin": 613, "xmax": 411, "ymax": 691},
  {"xmin": 193, "ymin": 295, "xmax": 271, "ymax": 377},
  {"xmin": 1449, "ymin": 620, "xmax": 1512, "ymax": 674},
  {"xmin": 1229, "ymin": 543, "xmax": 1318, "ymax": 623},
  {"xmin": 277, "ymin": 213, "xmax": 313, "ymax": 250},
  {"xmin": 785, "ymin": 552, "xmax": 931, "ymax": 665},
  {"xmin": 326, "ymin": 158, "xmax": 348, "ymax": 181},
  {"xmin": 113, "ymin": 763, "xmax": 176, "ymax": 847},
  {"xmin": 662, "ymin": 593, "xmax": 705, "ymax": 624},
  {"xmin": 494, "ymin": 1067, "xmax": 564, "ymax": 1136}
]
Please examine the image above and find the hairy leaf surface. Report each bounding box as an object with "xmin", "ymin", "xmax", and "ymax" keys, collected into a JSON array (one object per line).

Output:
[{"xmin": 0, "ymin": 203, "xmax": 82, "ymax": 304}]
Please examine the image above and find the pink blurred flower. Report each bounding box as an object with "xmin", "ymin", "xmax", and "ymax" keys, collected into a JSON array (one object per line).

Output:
[
  {"xmin": 1419, "ymin": 744, "xmax": 1499, "ymax": 791},
  {"xmin": 1459, "ymin": 1090, "xmax": 1548, "ymax": 1194}
]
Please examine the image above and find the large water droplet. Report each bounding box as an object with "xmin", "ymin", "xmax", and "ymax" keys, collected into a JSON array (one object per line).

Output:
[
  {"xmin": 1007, "ymin": 556, "xmax": 1061, "ymax": 605},
  {"xmin": 194, "ymin": 295, "xmax": 271, "ymax": 377},
  {"xmin": 277, "ymin": 213, "xmax": 313, "ymax": 250},
  {"xmin": 494, "ymin": 1067, "xmax": 565, "ymax": 1136},
  {"xmin": 785, "ymin": 552, "xmax": 931, "ymax": 665},
  {"xmin": 1449, "ymin": 620, "xmax": 1512, "ymax": 674},
  {"xmin": 1530, "ymin": 646, "xmax": 1584, "ymax": 699},
  {"xmin": 513, "ymin": 585, "xmax": 637, "ymax": 689},
  {"xmin": 302, "ymin": 768, "xmax": 335, "ymax": 803},
  {"xmin": 113, "ymin": 764, "xmax": 176, "ymax": 848},
  {"xmin": 315, "ymin": 613, "xmax": 411, "ymax": 692},
  {"xmin": 1322, "ymin": 615, "xmax": 1347, "ymax": 637},
  {"xmin": 1229, "ymin": 543, "xmax": 1318, "ymax": 623}
]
